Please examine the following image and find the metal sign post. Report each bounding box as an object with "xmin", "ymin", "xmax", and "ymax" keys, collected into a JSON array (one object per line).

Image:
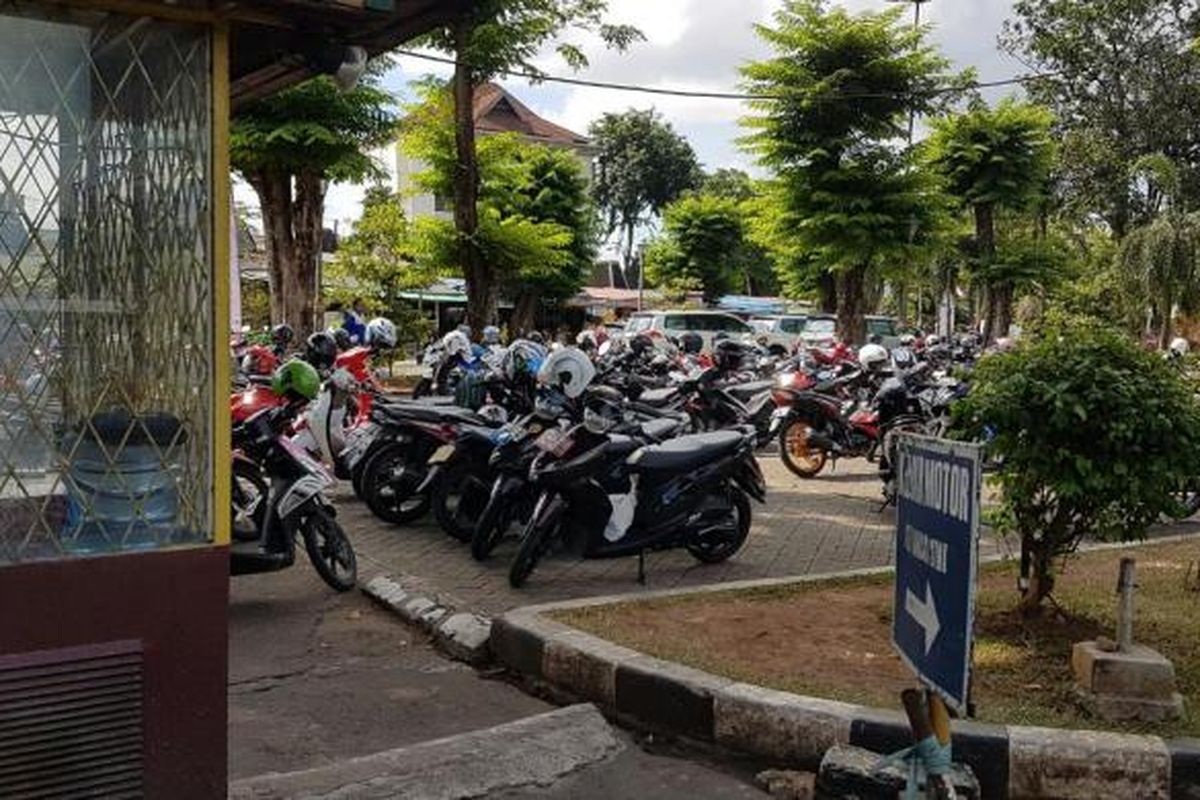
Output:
[{"xmin": 892, "ymin": 433, "xmax": 982, "ymax": 714}]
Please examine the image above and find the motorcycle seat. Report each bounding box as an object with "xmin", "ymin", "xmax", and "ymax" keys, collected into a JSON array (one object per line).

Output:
[
  {"xmin": 627, "ymin": 430, "xmax": 745, "ymax": 473},
  {"xmin": 377, "ymin": 403, "xmax": 484, "ymax": 426},
  {"xmin": 640, "ymin": 417, "xmax": 683, "ymax": 442},
  {"xmin": 638, "ymin": 386, "xmax": 679, "ymax": 407},
  {"xmin": 726, "ymin": 380, "xmax": 775, "ymax": 401}
]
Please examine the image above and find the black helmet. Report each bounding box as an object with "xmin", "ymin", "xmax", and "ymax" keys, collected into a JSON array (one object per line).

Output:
[
  {"xmin": 331, "ymin": 328, "xmax": 352, "ymax": 351},
  {"xmin": 271, "ymin": 323, "xmax": 294, "ymax": 348},
  {"xmin": 304, "ymin": 331, "xmax": 337, "ymax": 372},
  {"xmin": 678, "ymin": 331, "xmax": 703, "ymax": 355},
  {"xmin": 714, "ymin": 339, "xmax": 750, "ymax": 372},
  {"xmin": 583, "ymin": 385, "xmax": 625, "ymax": 434},
  {"xmin": 629, "ymin": 333, "xmax": 655, "ymax": 356}
]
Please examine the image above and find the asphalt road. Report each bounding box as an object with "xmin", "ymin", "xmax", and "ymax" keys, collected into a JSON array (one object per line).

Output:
[{"xmin": 227, "ymin": 566, "xmax": 766, "ymax": 797}]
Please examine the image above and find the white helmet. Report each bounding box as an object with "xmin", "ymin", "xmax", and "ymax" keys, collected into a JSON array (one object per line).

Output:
[
  {"xmin": 441, "ymin": 330, "xmax": 471, "ymax": 359},
  {"xmin": 537, "ymin": 346, "xmax": 596, "ymax": 399},
  {"xmin": 858, "ymin": 343, "xmax": 889, "ymax": 372},
  {"xmin": 1170, "ymin": 337, "xmax": 1190, "ymax": 357},
  {"xmin": 925, "ymin": 334, "xmax": 941, "ymax": 347},
  {"xmin": 503, "ymin": 339, "xmax": 546, "ymax": 382},
  {"xmin": 366, "ymin": 317, "xmax": 397, "ymax": 349}
]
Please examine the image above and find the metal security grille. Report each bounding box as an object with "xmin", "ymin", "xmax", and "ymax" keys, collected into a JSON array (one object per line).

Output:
[
  {"xmin": 0, "ymin": 10, "xmax": 212, "ymax": 562},
  {"xmin": 0, "ymin": 640, "xmax": 144, "ymax": 799}
]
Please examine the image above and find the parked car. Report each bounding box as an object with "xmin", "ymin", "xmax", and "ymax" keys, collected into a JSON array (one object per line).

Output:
[
  {"xmin": 866, "ymin": 315, "xmax": 901, "ymax": 348},
  {"xmin": 624, "ymin": 310, "xmax": 755, "ymax": 352},
  {"xmin": 797, "ymin": 313, "xmax": 902, "ymax": 348},
  {"xmin": 798, "ymin": 314, "xmax": 838, "ymax": 348},
  {"xmin": 748, "ymin": 315, "xmax": 807, "ymax": 355}
]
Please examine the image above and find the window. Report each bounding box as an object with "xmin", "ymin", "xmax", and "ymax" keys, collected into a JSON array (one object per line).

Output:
[
  {"xmin": 780, "ymin": 318, "xmax": 806, "ymax": 334},
  {"xmin": 716, "ymin": 315, "xmax": 752, "ymax": 333},
  {"xmin": 663, "ymin": 315, "xmax": 689, "ymax": 331},
  {"xmin": 868, "ymin": 318, "xmax": 897, "ymax": 337},
  {"xmin": 0, "ymin": 11, "xmax": 213, "ymax": 563},
  {"xmin": 805, "ymin": 318, "xmax": 837, "ymax": 335},
  {"xmin": 625, "ymin": 315, "xmax": 652, "ymax": 333}
]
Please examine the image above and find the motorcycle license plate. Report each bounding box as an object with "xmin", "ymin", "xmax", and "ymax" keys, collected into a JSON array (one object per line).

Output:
[
  {"xmin": 427, "ymin": 443, "xmax": 455, "ymax": 465},
  {"xmin": 534, "ymin": 428, "xmax": 572, "ymax": 456}
]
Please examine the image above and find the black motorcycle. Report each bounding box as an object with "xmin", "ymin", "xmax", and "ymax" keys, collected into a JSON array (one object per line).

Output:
[
  {"xmin": 230, "ymin": 407, "xmax": 357, "ymax": 592},
  {"xmin": 507, "ymin": 421, "xmax": 766, "ymax": 588}
]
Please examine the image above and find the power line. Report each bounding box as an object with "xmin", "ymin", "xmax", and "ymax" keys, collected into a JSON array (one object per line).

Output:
[{"xmin": 393, "ymin": 48, "xmax": 1061, "ymax": 102}]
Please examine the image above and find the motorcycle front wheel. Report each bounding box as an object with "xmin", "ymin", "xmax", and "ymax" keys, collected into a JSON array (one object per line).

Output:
[
  {"xmin": 471, "ymin": 483, "xmax": 510, "ymax": 561},
  {"xmin": 302, "ymin": 509, "xmax": 358, "ymax": 592},
  {"xmin": 686, "ymin": 486, "xmax": 751, "ymax": 564},
  {"xmin": 509, "ymin": 505, "xmax": 560, "ymax": 588},
  {"xmin": 779, "ymin": 418, "xmax": 829, "ymax": 478}
]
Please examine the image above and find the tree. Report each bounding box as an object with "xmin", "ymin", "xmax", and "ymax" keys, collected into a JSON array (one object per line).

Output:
[
  {"xmin": 417, "ymin": 2, "xmax": 641, "ymax": 333},
  {"xmin": 589, "ymin": 109, "xmax": 703, "ymax": 287},
  {"xmin": 326, "ymin": 189, "xmax": 433, "ymax": 310},
  {"xmin": 400, "ymin": 85, "xmax": 589, "ymax": 332},
  {"xmin": 926, "ymin": 99, "xmax": 1056, "ymax": 342},
  {"xmin": 644, "ymin": 194, "xmax": 746, "ymax": 305},
  {"xmin": 1117, "ymin": 155, "xmax": 1200, "ymax": 346},
  {"xmin": 741, "ymin": 0, "xmax": 963, "ymax": 344},
  {"xmin": 953, "ymin": 315, "xmax": 1200, "ymax": 613},
  {"xmin": 231, "ymin": 74, "xmax": 397, "ymax": 338},
  {"xmin": 1001, "ymin": 0, "xmax": 1200, "ymax": 237},
  {"xmin": 506, "ymin": 145, "xmax": 599, "ymax": 332},
  {"xmin": 702, "ymin": 168, "xmax": 756, "ymax": 202}
]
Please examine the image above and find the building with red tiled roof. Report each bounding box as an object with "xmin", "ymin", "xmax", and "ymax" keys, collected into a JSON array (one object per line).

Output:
[{"xmin": 396, "ymin": 82, "xmax": 594, "ymax": 221}]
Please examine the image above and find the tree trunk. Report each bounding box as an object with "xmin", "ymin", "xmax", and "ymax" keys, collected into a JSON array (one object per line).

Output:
[
  {"xmin": 452, "ymin": 20, "xmax": 491, "ymax": 334},
  {"xmin": 988, "ymin": 280, "xmax": 1014, "ymax": 344},
  {"xmin": 291, "ymin": 169, "xmax": 325, "ymax": 340},
  {"xmin": 836, "ymin": 264, "xmax": 868, "ymax": 345},
  {"xmin": 817, "ymin": 270, "xmax": 838, "ymax": 314},
  {"xmin": 251, "ymin": 169, "xmax": 294, "ymax": 327},
  {"xmin": 510, "ymin": 290, "xmax": 539, "ymax": 337},
  {"xmin": 1018, "ymin": 535, "xmax": 1055, "ymax": 616},
  {"xmin": 974, "ymin": 202, "xmax": 1007, "ymax": 344}
]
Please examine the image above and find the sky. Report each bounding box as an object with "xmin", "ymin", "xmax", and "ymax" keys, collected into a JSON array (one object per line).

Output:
[{"xmin": 308, "ymin": 0, "xmax": 1027, "ymax": 234}]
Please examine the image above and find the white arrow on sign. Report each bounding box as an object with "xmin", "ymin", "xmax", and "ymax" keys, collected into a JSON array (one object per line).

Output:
[{"xmin": 905, "ymin": 581, "xmax": 941, "ymax": 655}]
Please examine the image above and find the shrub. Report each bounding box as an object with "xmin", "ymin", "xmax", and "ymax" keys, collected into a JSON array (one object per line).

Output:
[{"xmin": 953, "ymin": 315, "xmax": 1200, "ymax": 613}]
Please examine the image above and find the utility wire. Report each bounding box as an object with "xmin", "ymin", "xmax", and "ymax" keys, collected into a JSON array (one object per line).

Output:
[{"xmin": 394, "ymin": 48, "xmax": 1062, "ymax": 102}]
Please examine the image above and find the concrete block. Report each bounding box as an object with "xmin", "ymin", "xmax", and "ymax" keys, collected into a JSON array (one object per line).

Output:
[
  {"xmin": 757, "ymin": 768, "xmax": 816, "ymax": 800},
  {"xmin": 491, "ymin": 614, "xmax": 548, "ymax": 681},
  {"xmin": 1008, "ymin": 725, "xmax": 1170, "ymax": 799},
  {"xmin": 816, "ymin": 744, "xmax": 980, "ymax": 800},
  {"xmin": 614, "ymin": 656, "xmax": 730, "ymax": 741},
  {"xmin": 950, "ymin": 720, "xmax": 1010, "ymax": 800},
  {"xmin": 543, "ymin": 631, "xmax": 639, "ymax": 709},
  {"xmin": 436, "ymin": 612, "xmax": 492, "ymax": 664},
  {"xmin": 400, "ymin": 596, "xmax": 436, "ymax": 623},
  {"xmin": 848, "ymin": 707, "xmax": 909, "ymax": 755},
  {"xmin": 417, "ymin": 604, "xmax": 449, "ymax": 628},
  {"xmin": 1073, "ymin": 641, "xmax": 1179, "ymax": 698},
  {"xmin": 714, "ymin": 683, "xmax": 853, "ymax": 768}
]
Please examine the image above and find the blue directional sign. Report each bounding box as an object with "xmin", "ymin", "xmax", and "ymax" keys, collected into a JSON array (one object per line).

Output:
[{"xmin": 892, "ymin": 434, "xmax": 982, "ymax": 714}]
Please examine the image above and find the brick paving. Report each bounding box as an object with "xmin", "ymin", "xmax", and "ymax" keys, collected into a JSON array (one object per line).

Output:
[{"xmin": 339, "ymin": 455, "xmax": 1011, "ymax": 615}]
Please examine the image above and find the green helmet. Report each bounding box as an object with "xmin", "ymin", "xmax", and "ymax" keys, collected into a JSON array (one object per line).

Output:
[{"xmin": 271, "ymin": 358, "xmax": 320, "ymax": 400}]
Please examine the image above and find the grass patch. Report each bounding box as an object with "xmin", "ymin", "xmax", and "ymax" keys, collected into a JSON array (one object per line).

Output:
[{"xmin": 553, "ymin": 539, "xmax": 1200, "ymax": 737}]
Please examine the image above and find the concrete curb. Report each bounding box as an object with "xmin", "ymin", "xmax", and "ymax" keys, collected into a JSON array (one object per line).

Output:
[
  {"xmin": 228, "ymin": 703, "xmax": 622, "ymax": 799},
  {"xmin": 362, "ymin": 575, "xmax": 491, "ymax": 665},
  {"xmin": 492, "ymin": 570, "xmax": 1199, "ymax": 800}
]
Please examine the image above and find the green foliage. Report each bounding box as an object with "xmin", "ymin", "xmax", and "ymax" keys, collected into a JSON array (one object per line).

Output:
[
  {"xmin": 399, "ymin": 86, "xmax": 588, "ymax": 304},
  {"xmin": 702, "ymin": 168, "xmax": 756, "ymax": 202},
  {"xmin": 953, "ymin": 315, "xmax": 1200, "ymax": 607},
  {"xmin": 740, "ymin": 0, "xmax": 963, "ymax": 340},
  {"xmin": 589, "ymin": 109, "xmax": 702, "ymax": 259},
  {"xmin": 326, "ymin": 189, "xmax": 437, "ymax": 307},
  {"xmin": 1118, "ymin": 212, "xmax": 1200, "ymax": 343},
  {"xmin": 926, "ymin": 99, "xmax": 1055, "ymax": 215},
  {"xmin": 645, "ymin": 195, "xmax": 746, "ymax": 304},
  {"xmin": 418, "ymin": 0, "xmax": 643, "ymax": 83},
  {"xmin": 231, "ymin": 75, "xmax": 397, "ymax": 183},
  {"xmin": 1001, "ymin": 0, "xmax": 1200, "ymax": 235}
]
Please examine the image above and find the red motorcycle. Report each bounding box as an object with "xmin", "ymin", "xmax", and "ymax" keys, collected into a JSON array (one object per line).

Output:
[{"xmin": 770, "ymin": 366, "xmax": 881, "ymax": 478}]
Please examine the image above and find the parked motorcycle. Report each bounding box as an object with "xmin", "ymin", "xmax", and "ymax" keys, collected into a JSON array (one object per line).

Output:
[
  {"xmin": 507, "ymin": 387, "xmax": 766, "ymax": 588},
  {"xmin": 230, "ymin": 404, "xmax": 357, "ymax": 592}
]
